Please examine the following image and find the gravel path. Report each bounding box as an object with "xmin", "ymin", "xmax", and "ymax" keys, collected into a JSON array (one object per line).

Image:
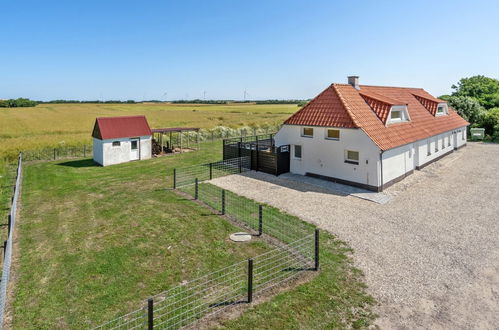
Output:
[{"xmin": 210, "ymin": 143, "xmax": 499, "ymax": 329}]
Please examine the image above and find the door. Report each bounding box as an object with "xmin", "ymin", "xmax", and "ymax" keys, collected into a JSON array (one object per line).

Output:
[{"xmin": 130, "ymin": 138, "xmax": 140, "ymax": 160}]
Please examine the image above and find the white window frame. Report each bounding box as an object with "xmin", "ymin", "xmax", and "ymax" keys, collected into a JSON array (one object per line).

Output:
[
  {"xmin": 325, "ymin": 128, "xmax": 340, "ymax": 140},
  {"xmin": 293, "ymin": 145, "xmax": 302, "ymax": 159},
  {"xmin": 436, "ymin": 103, "xmax": 448, "ymax": 116},
  {"xmin": 388, "ymin": 105, "xmax": 410, "ymax": 125},
  {"xmin": 344, "ymin": 150, "xmax": 359, "ymax": 165},
  {"xmin": 301, "ymin": 127, "xmax": 314, "ymax": 138}
]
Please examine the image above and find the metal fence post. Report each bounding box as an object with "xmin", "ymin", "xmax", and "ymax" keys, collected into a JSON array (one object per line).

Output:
[
  {"xmin": 147, "ymin": 298, "xmax": 154, "ymax": 330},
  {"xmin": 247, "ymin": 258, "xmax": 253, "ymax": 303},
  {"xmin": 209, "ymin": 163, "xmax": 213, "ymax": 180},
  {"xmin": 221, "ymin": 189, "xmax": 225, "ymax": 215},
  {"xmin": 83, "ymin": 145, "xmax": 86, "ymax": 158},
  {"xmin": 238, "ymin": 157, "xmax": 242, "ymax": 173},
  {"xmin": 173, "ymin": 169, "xmax": 176, "ymax": 189},
  {"xmin": 3, "ymin": 240, "xmax": 6, "ymax": 260},
  {"xmin": 195, "ymin": 178, "xmax": 198, "ymax": 200},
  {"xmin": 53, "ymin": 148, "xmax": 56, "ymax": 160},
  {"xmin": 255, "ymin": 136, "xmax": 259, "ymax": 172},
  {"xmin": 314, "ymin": 229, "xmax": 320, "ymax": 271},
  {"xmin": 258, "ymin": 205, "xmax": 263, "ymax": 236},
  {"xmin": 7, "ymin": 215, "xmax": 11, "ymax": 237}
]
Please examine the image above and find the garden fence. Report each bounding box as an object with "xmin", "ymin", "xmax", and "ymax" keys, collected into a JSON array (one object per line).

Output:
[
  {"xmin": 16, "ymin": 128, "xmax": 278, "ymax": 163},
  {"xmin": 0, "ymin": 153, "xmax": 23, "ymax": 329},
  {"xmin": 93, "ymin": 157, "xmax": 318, "ymax": 329},
  {"xmin": 173, "ymin": 156, "xmax": 251, "ymax": 189}
]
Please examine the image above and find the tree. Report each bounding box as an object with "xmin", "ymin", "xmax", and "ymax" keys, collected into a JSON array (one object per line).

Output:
[
  {"xmin": 451, "ymin": 75, "xmax": 499, "ymax": 109},
  {"xmin": 481, "ymin": 107, "xmax": 499, "ymax": 137},
  {"xmin": 445, "ymin": 95, "xmax": 484, "ymax": 124}
]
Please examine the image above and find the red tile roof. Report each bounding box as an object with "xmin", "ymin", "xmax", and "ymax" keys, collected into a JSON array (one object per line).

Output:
[
  {"xmin": 285, "ymin": 85, "xmax": 357, "ymax": 128},
  {"xmin": 92, "ymin": 115, "xmax": 152, "ymax": 140},
  {"xmin": 283, "ymin": 83, "xmax": 469, "ymax": 151}
]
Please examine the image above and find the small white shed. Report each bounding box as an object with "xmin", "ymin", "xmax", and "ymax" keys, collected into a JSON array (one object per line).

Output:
[{"xmin": 92, "ymin": 115, "xmax": 152, "ymax": 166}]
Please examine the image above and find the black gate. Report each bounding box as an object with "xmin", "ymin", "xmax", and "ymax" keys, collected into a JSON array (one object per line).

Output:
[{"xmin": 223, "ymin": 135, "xmax": 290, "ymax": 176}]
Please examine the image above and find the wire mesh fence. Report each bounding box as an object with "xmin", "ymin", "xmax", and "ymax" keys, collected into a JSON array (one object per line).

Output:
[
  {"xmin": 93, "ymin": 158, "xmax": 318, "ymax": 329},
  {"xmin": 173, "ymin": 157, "xmax": 251, "ymax": 188},
  {"xmin": 21, "ymin": 145, "xmax": 90, "ymax": 162},
  {"xmin": 0, "ymin": 153, "xmax": 23, "ymax": 329}
]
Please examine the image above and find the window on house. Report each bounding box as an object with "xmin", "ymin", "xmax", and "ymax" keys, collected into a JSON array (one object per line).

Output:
[
  {"xmin": 462, "ymin": 129, "xmax": 465, "ymax": 140},
  {"xmin": 112, "ymin": 141, "xmax": 121, "ymax": 147},
  {"xmin": 326, "ymin": 129, "xmax": 340, "ymax": 140},
  {"xmin": 435, "ymin": 138, "xmax": 439, "ymax": 152},
  {"xmin": 131, "ymin": 140, "xmax": 138, "ymax": 150},
  {"xmin": 436, "ymin": 103, "xmax": 448, "ymax": 116},
  {"xmin": 345, "ymin": 150, "xmax": 359, "ymax": 165},
  {"xmin": 391, "ymin": 110, "xmax": 402, "ymax": 120},
  {"xmin": 427, "ymin": 140, "xmax": 431, "ymax": 155},
  {"xmin": 294, "ymin": 145, "xmax": 302, "ymax": 159},
  {"xmin": 441, "ymin": 137, "xmax": 445, "ymax": 149},
  {"xmin": 302, "ymin": 127, "xmax": 313, "ymax": 137},
  {"xmin": 448, "ymin": 134, "xmax": 451, "ymax": 146},
  {"xmin": 388, "ymin": 106, "xmax": 410, "ymax": 124}
]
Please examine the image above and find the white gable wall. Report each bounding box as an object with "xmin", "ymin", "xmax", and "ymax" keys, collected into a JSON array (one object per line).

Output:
[
  {"xmin": 93, "ymin": 135, "xmax": 152, "ymax": 166},
  {"xmin": 274, "ymin": 125, "xmax": 381, "ymax": 188}
]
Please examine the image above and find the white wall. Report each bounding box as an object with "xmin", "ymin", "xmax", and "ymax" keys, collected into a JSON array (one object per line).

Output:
[
  {"xmin": 381, "ymin": 143, "xmax": 414, "ymax": 184},
  {"xmin": 455, "ymin": 126, "xmax": 467, "ymax": 149},
  {"xmin": 93, "ymin": 135, "xmax": 152, "ymax": 166},
  {"xmin": 274, "ymin": 124, "xmax": 468, "ymax": 190},
  {"xmin": 274, "ymin": 125, "xmax": 381, "ymax": 188},
  {"xmin": 92, "ymin": 138, "xmax": 104, "ymax": 165},
  {"xmin": 415, "ymin": 129, "xmax": 458, "ymax": 168}
]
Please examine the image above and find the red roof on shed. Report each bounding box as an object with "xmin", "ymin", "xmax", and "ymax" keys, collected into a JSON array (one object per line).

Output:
[{"xmin": 92, "ymin": 115, "xmax": 152, "ymax": 140}]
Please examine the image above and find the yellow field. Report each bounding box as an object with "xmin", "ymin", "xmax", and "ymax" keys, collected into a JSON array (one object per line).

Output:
[{"xmin": 0, "ymin": 102, "xmax": 297, "ymax": 159}]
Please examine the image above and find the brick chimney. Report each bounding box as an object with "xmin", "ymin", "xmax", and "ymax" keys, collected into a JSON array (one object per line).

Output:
[{"xmin": 347, "ymin": 76, "xmax": 360, "ymax": 90}]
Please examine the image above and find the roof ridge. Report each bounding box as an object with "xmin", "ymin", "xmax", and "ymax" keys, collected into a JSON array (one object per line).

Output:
[
  {"xmin": 97, "ymin": 115, "xmax": 147, "ymax": 121},
  {"xmin": 331, "ymin": 84, "xmax": 360, "ymax": 127},
  {"xmin": 359, "ymin": 84, "xmax": 425, "ymax": 90},
  {"xmin": 359, "ymin": 90, "xmax": 407, "ymax": 106}
]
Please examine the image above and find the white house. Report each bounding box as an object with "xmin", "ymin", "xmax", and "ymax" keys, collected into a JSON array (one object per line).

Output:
[
  {"xmin": 274, "ymin": 76, "xmax": 469, "ymax": 191},
  {"xmin": 92, "ymin": 115, "xmax": 152, "ymax": 166}
]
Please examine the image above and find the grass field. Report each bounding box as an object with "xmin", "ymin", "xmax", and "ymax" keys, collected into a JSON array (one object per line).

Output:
[
  {"xmin": 0, "ymin": 103, "xmax": 297, "ymax": 160},
  {"xmin": 12, "ymin": 142, "xmax": 375, "ymax": 329}
]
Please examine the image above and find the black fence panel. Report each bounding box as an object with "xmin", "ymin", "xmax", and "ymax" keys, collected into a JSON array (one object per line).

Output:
[{"xmin": 223, "ymin": 136, "xmax": 289, "ymax": 176}]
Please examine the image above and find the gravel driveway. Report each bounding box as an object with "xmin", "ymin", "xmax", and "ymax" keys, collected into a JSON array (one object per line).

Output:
[{"xmin": 210, "ymin": 143, "xmax": 499, "ymax": 329}]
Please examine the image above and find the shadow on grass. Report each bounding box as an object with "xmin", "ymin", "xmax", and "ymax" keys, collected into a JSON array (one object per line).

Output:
[{"xmin": 57, "ymin": 159, "xmax": 98, "ymax": 168}]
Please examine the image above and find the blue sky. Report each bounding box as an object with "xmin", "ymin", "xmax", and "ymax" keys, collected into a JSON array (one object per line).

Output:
[{"xmin": 1, "ymin": 0, "xmax": 498, "ymax": 101}]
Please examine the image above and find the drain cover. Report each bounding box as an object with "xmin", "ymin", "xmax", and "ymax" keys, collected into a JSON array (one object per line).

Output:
[{"xmin": 230, "ymin": 232, "xmax": 252, "ymax": 242}]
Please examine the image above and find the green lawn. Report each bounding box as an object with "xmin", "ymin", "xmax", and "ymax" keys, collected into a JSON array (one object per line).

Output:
[
  {"xmin": 12, "ymin": 141, "xmax": 375, "ymax": 329},
  {"xmin": 12, "ymin": 141, "xmax": 273, "ymax": 328}
]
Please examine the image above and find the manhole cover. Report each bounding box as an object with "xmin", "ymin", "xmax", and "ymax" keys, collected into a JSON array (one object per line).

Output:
[{"xmin": 230, "ymin": 232, "xmax": 252, "ymax": 242}]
